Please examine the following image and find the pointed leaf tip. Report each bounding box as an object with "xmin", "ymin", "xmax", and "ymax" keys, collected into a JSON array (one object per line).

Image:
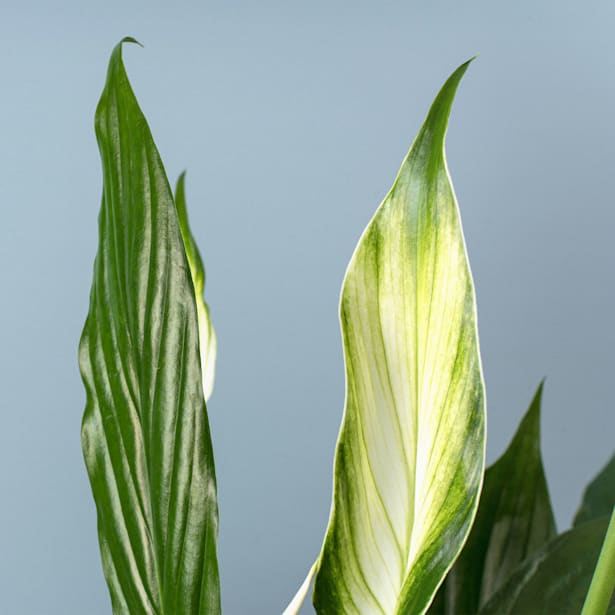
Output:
[
  {"xmin": 398, "ymin": 59, "xmax": 474, "ymax": 171},
  {"xmin": 106, "ymin": 37, "xmax": 143, "ymax": 70},
  {"xmin": 120, "ymin": 36, "xmax": 143, "ymax": 48}
]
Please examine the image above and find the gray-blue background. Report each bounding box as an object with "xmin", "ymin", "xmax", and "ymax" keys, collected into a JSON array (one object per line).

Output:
[{"xmin": 1, "ymin": 1, "xmax": 614, "ymax": 613}]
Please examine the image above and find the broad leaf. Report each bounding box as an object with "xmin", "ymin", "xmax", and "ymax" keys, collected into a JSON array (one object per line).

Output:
[
  {"xmin": 574, "ymin": 451, "xmax": 615, "ymax": 527},
  {"xmin": 311, "ymin": 60, "xmax": 485, "ymax": 615},
  {"xmin": 79, "ymin": 39, "xmax": 220, "ymax": 615},
  {"xmin": 430, "ymin": 382, "xmax": 556, "ymax": 614},
  {"xmin": 478, "ymin": 517, "xmax": 614, "ymax": 614},
  {"xmin": 174, "ymin": 172, "xmax": 217, "ymax": 402}
]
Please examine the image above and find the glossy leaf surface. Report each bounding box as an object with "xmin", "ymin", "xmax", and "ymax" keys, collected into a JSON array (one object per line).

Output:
[
  {"xmin": 479, "ymin": 518, "xmax": 614, "ymax": 615},
  {"xmin": 312, "ymin": 61, "xmax": 485, "ymax": 615},
  {"xmin": 430, "ymin": 382, "xmax": 556, "ymax": 614},
  {"xmin": 79, "ymin": 39, "xmax": 220, "ymax": 615},
  {"xmin": 175, "ymin": 172, "xmax": 217, "ymax": 402},
  {"xmin": 575, "ymin": 452, "xmax": 615, "ymax": 527}
]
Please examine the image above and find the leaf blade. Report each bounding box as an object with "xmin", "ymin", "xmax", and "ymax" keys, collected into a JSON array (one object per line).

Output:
[
  {"xmin": 79, "ymin": 39, "xmax": 220, "ymax": 615},
  {"xmin": 312, "ymin": 60, "xmax": 485, "ymax": 615}
]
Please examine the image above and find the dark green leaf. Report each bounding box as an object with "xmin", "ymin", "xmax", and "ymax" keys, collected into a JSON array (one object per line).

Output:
[
  {"xmin": 574, "ymin": 452, "xmax": 615, "ymax": 527},
  {"xmin": 478, "ymin": 517, "xmax": 613, "ymax": 615},
  {"xmin": 429, "ymin": 382, "xmax": 556, "ymax": 614},
  {"xmin": 79, "ymin": 39, "xmax": 220, "ymax": 615}
]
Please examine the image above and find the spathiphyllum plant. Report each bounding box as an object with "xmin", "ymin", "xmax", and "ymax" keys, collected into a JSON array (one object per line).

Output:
[{"xmin": 80, "ymin": 38, "xmax": 615, "ymax": 615}]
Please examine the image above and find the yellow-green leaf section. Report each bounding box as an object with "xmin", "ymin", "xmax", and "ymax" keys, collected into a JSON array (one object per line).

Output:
[
  {"xmin": 312, "ymin": 60, "xmax": 485, "ymax": 615},
  {"xmin": 174, "ymin": 172, "xmax": 217, "ymax": 402}
]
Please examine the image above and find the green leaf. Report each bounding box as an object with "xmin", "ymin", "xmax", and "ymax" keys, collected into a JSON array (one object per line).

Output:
[
  {"xmin": 430, "ymin": 382, "xmax": 556, "ymax": 614},
  {"xmin": 574, "ymin": 452, "xmax": 615, "ymax": 527},
  {"xmin": 174, "ymin": 172, "xmax": 217, "ymax": 402},
  {"xmin": 311, "ymin": 60, "xmax": 485, "ymax": 615},
  {"xmin": 478, "ymin": 517, "xmax": 614, "ymax": 615},
  {"xmin": 79, "ymin": 39, "xmax": 220, "ymax": 615}
]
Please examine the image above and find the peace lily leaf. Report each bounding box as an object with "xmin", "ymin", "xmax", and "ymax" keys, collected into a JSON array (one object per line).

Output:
[
  {"xmin": 311, "ymin": 60, "xmax": 485, "ymax": 615},
  {"xmin": 174, "ymin": 172, "xmax": 217, "ymax": 402},
  {"xmin": 574, "ymin": 451, "xmax": 615, "ymax": 527},
  {"xmin": 430, "ymin": 382, "xmax": 556, "ymax": 614},
  {"xmin": 478, "ymin": 517, "xmax": 614, "ymax": 615},
  {"xmin": 79, "ymin": 39, "xmax": 220, "ymax": 615}
]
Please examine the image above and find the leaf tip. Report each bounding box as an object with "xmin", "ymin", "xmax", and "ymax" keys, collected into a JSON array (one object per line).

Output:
[
  {"xmin": 523, "ymin": 379, "xmax": 546, "ymax": 440},
  {"xmin": 107, "ymin": 37, "xmax": 144, "ymax": 71},
  {"xmin": 417, "ymin": 57, "xmax": 475, "ymax": 151},
  {"xmin": 446, "ymin": 56, "xmax": 475, "ymax": 89},
  {"xmin": 120, "ymin": 36, "xmax": 144, "ymax": 48},
  {"xmin": 109, "ymin": 37, "xmax": 144, "ymax": 65},
  {"xmin": 175, "ymin": 171, "xmax": 187, "ymax": 208},
  {"xmin": 533, "ymin": 378, "xmax": 546, "ymax": 409}
]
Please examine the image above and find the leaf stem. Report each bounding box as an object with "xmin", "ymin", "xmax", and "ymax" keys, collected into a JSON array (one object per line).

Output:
[{"xmin": 582, "ymin": 507, "xmax": 615, "ymax": 615}]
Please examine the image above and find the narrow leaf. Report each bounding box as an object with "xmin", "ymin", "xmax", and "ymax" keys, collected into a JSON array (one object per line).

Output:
[
  {"xmin": 430, "ymin": 382, "xmax": 556, "ymax": 614},
  {"xmin": 79, "ymin": 39, "xmax": 220, "ymax": 614},
  {"xmin": 479, "ymin": 517, "xmax": 614, "ymax": 615},
  {"xmin": 174, "ymin": 172, "xmax": 217, "ymax": 402},
  {"xmin": 312, "ymin": 60, "xmax": 485, "ymax": 615},
  {"xmin": 574, "ymin": 452, "xmax": 615, "ymax": 527}
]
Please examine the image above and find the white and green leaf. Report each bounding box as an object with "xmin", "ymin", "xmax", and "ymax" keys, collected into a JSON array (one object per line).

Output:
[
  {"xmin": 310, "ymin": 60, "xmax": 486, "ymax": 615},
  {"xmin": 79, "ymin": 39, "xmax": 220, "ymax": 615},
  {"xmin": 175, "ymin": 172, "xmax": 217, "ymax": 402}
]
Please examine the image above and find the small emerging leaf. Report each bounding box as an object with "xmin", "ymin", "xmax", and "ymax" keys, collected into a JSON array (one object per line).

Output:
[
  {"xmin": 430, "ymin": 382, "xmax": 556, "ymax": 614},
  {"xmin": 175, "ymin": 172, "xmax": 217, "ymax": 402},
  {"xmin": 79, "ymin": 39, "xmax": 220, "ymax": 614},
  {"xmin": 479, "ymin": 517, "xmax": 614, "ymax": 615},
  {"xmin": 574, "ymin": 451, "xmax": 615, "ymax": 527},
  {"xmin": 312, "ymin": 60, "xmax": 485, "ymax": 615}
]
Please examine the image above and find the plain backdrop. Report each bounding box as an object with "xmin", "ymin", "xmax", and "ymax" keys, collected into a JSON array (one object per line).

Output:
[{"xmin": 1, "ymin": 1, "xmax": 614, "ymax": 613}]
